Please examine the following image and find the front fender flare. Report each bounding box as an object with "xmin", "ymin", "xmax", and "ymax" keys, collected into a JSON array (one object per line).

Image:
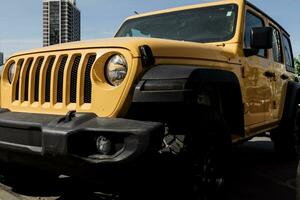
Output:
[{"xmin": 133, "ymin": 65, "xmax": 244, "ymax": 136}]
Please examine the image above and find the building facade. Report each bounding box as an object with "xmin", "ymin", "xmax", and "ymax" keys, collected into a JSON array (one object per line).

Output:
[
  {"xmin": 0, "ymin": 52, "xmax": 4, "ymax": 66},
  {"xmin": 43, "ymin": 0, "xmax": 81, "ymax": 47}
]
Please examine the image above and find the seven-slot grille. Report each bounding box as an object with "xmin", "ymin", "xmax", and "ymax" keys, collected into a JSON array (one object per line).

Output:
[{"xmin": 13, "ymin": 54, "xmax": 96, "ymax": 105}]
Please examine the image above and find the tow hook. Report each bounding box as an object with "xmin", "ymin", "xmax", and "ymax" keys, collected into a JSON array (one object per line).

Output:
[{"xmin": 59, "ymin": 110, "xmax": 77, "ymax": 123}]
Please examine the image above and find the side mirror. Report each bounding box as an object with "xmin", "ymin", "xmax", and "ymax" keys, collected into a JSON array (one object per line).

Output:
[
  {"xmin": 250, "ymin": 27, "xmax": 273, "ymax": 49},
  {"xmin": 244, "ymin": 27, "xmax": 273, "ymax": 57}
]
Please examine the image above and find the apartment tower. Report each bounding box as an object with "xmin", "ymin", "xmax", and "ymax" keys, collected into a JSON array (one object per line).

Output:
[{"xmin": 43, "ymin": 0, "xmax": 80, "ymax": 46}]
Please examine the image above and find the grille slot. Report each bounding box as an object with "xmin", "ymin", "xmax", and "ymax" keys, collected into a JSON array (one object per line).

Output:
[
  {"xmin": 45, "ymin": 57, "xmax": 56, "ymax": 102},
  {"xmin": 34, "ymin": 58, "xmax": 44, "ymax": 102},
  {"xmin": 69, "ymin": 55, "xmax": 81, "ymax": 103},
  {"xmin": 12, "ymin": 51, "xmax": 97, "ymax": 108},
  {"xmin": 56, "ymin": 56, "xmax": 68, "ymax": 103},
  {"xmin": 24, "ymin": 59, "xmax": 34, "ymax": 101},
  {"xmin": 15, "ymin": 59, "xmax": 24, "ymax": 101},
  {"xmin": 84, "ymin": 55, "xmax": 96, "ymax": 103}
]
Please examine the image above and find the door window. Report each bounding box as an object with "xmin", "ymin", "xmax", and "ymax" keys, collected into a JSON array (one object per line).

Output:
[
  {"xmin": 244, "ymin": 11, "xmax": 266, "ymax": 57},
  {"xmin": 282, "ymin": 35, "xmax": 294, "ymax": 72},
  {"xmin": 271, "ymin": 26, "xmax": 283, "ymax": 63}
]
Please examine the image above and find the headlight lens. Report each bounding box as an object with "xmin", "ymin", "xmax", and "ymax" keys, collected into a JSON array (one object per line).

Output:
[
  {"xmin": 105, "ymin": 54, "xmax": 128, "ymax": 86},
  {"xmin": 8, "ymin": 62, "xmax": 16, "ymax": 83}
]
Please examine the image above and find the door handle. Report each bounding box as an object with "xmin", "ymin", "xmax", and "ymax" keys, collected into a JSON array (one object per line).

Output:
[
  {"xmin": 264, "ymin": 71, "xmax": 275, "ymax": 78},
  {"xmin": 280, "ymin": 74, "xmax": 289, "ymax": 80}
]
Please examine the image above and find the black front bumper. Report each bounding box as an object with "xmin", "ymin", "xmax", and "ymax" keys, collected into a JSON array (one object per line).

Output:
[{"xmin": 0, "ymin": 109, "xmax": 163, "ymax": 176}]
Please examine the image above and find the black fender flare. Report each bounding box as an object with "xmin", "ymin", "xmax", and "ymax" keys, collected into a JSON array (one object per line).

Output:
[
  {"xmin": 133, "ymin": 65, "xmax": 244, "ymax": 136},
  {"xmin": 280, "ymin": 81, "xmax": 300, "ymax": 128}
]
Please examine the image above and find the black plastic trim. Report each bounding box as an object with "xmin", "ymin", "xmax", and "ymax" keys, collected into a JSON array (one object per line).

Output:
[
  {"xmin": 139, "ymin": 45, "xmax": 155, "ymax": 67},
  {"xmin": 134, "ymin": 65, "xmax": 242, "ymax": 102},
  {"xmin": 0, "ymin": 110, "xmax": 163, "ymax": 167},
  {"xmin": 133, "ymin": 65, "xmax": 244, "ymax": 136},
  {"xmin": 280, "ymin": 81, "xmax": 300, "ymax": 127}
]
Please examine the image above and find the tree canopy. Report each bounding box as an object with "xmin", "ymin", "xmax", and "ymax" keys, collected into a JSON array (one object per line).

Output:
[{"xmin": 295, "ymin": 56, "xmax": 300, "ymax": 76}]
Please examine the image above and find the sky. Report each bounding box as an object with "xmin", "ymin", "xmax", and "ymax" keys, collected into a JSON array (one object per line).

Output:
[{"xmin": 0, "ymin": 0, "xmax": 299, "ymax": 60}]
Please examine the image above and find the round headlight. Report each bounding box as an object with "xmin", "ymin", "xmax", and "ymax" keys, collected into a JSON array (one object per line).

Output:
[
  {"xmin": 105, "ymin": 54, "xmax": 128, "ymax": 86},
  {"xmin": 8, "ymin": 62, "xmax": 16, "ymax": 83}
]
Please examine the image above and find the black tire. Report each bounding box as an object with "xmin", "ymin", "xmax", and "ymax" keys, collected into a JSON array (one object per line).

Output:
[
  {"xmin": 155, "ymin": 110, "xmax": 231, "ymax": 200},
  {"xmin": 186, "ymin": 115, "xmax": 231, "ymax": 200},
  {"xmin": 271, "ymin": 106, "xmax": 300, "ymax": 158},
  {"xmin": 123, "ymin": 86, "xmax": 232, "ymax": 200},
  {"xmin": 297, "ymin": 160, "xmax": 300, "ymax": 200},
  {"xmin": 120, "ymin": 113, "xmax": 231, "ymax": 200}
]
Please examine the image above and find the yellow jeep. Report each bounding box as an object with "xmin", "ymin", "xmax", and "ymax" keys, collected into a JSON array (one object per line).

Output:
[{"xmin": 0, "ymin": 0, "xmax": 298, "ymax": 198}]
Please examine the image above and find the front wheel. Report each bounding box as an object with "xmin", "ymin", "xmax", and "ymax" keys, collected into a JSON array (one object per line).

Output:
[
  {"xmin": 159, "ymin": 117, "xmax": 231, "ymax": 200},
  {"xmin": 187, "ymin": 125, "xmax": 231, "ymax": 199}
]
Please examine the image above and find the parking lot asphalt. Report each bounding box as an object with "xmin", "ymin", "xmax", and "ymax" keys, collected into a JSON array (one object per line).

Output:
[{"xmin": 0, "ymin": 137, "xmax": 297, "ymax": 200}]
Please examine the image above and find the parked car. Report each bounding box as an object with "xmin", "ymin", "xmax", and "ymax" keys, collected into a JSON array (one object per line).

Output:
[{"xmin": 0, "ymin": 0, "xmax": 298, "ymax": 199}]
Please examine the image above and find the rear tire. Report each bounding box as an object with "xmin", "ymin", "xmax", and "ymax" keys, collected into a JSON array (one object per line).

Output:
[{"xmin": 271, "ymin": 106, "xmax": 300, "ymax": 158}]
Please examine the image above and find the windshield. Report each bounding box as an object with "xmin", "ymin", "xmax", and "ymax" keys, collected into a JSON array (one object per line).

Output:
[{"xmin": 116, "ymin": 4, "xmax": 238, "ymax": 43}]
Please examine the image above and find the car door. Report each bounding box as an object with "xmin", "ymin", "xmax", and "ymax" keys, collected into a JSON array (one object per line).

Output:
[{"xmin": 243, "ymin": 9, "xmax": 273, "ymax": 126}]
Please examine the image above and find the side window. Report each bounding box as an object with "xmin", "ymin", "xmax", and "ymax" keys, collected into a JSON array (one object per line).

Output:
[
  {"xmin": 271, "ymin": 26, "xmax": 283, "ymax": 63},
  {"xmin": 244, "ymin": 11, "xmax": 266, "ymax": 57},
  {"xmin": 282, "ymin": 35, "xmax": 294, "ymax": 71}
]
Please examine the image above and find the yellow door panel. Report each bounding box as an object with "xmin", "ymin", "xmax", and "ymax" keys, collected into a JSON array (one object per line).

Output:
[{"xmin": 243, "ymin": 56, "xmax": 272, "ymax": 126}]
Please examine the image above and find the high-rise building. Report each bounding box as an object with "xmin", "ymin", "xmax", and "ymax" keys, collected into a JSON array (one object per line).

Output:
[
  {"xmin": 43, "ymin": 0, "xmax": 81, "ymax": 47},
  {"xmin": 0, "ymin": 52, "xmax": 4, "ymax": 66}
]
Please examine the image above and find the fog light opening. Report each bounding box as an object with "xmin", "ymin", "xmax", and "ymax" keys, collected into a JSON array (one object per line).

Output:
[{"xmin": 96, "ymin": 136, "xmax": 112, "ymax": 155}]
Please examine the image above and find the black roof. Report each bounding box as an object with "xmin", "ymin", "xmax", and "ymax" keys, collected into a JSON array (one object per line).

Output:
[{"xmin": 246, "ymin": 1, "xmax": 290, "ymax": 37}]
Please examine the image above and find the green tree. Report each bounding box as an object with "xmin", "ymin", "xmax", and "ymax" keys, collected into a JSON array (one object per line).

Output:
[{"xmin": 295, "ymin": 56, "xmax": 300, "ymax": 76}]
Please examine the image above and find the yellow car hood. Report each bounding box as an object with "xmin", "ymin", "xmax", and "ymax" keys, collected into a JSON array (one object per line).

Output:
[{"xmin": 10, "ymin": 37, "xmax": 237, "ymax": 63}]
